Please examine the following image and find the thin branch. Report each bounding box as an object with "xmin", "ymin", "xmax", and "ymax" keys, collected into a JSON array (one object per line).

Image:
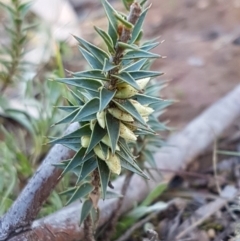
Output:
[
  {"xmin": 110, "ymin": 2, "xmax": 141, "ymax": 86},
  {"xmin": 100, "ymin": 171, "xmax": 133, "ymax": 241},
  {"xmin": 114, "ymin": 2, "xmax": 142, "ymax": 62},
  {"xmin": 84, "ymin": 215, "xmax": 95, "ymax": 241}
]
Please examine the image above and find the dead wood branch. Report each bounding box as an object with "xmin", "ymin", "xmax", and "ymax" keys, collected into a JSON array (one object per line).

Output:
[
  {"xmin": 0, "ymin": 123, "xmax": 79, "ymax": 241},
  {"xmin": 2, "ymin": 84, "xmax": 240, "ymax": 241}
]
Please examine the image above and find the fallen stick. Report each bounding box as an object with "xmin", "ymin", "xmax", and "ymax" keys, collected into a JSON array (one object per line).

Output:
[
  {"xmin": 0, "ymin": 123, "xmax": 80, "ymax": 241},
  {"xmin": 4, "ymin": 84, "xmax": 240, "ymax": 241},
  {"xmin": 175, "ymin": 185, "xmax": 237, "ymax": 240}
]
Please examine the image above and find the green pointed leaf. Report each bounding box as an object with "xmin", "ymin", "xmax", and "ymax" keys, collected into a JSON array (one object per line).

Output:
[
  {"xmin": 105, "ymin": 112, "xmax": 120, "ymax": 154},
  {"xmin": 85, "ymin": 122, "xmax": 107, "ymax": 154},
  {"xmin": 115, "ymin": 13, "xmax": 133, "ymax": 29},
  {"xmin": 94, "ymin": 26, "xmax": 115, "ymax": 53},
  {"xmin": 145, "ymin": 82, "xmax": 167, "ymax": 96},
  {"xmin": 69, "ymin": 88, "xmax": 85, "ymax": 105},
  {"xmin": 54, "ymin": 108, "xmax": 80, "ymax": 125},
  {"xmin": 79, "ymin": 46, "xmax": 103, "ymax": 69},
  {"xmin": 49, "ymin": 124, "xmax": 91, "ymax": 145},
  {"xmin": 121, "ymin": 49, "xmax": 160, "ymax": 60},
  {"xmin": 150, "ymin": 100, "xmax": 173, "ymax": 112},
  {"xmin": 108, "ymin": 22, "xmax": 118, "ymax": 46},
  {"xmin": 142, "ymin": 37, "xmax": 161, "ymax": 46},
  {"xmin": 63, "ymin": 142, "xmax": 81, "ymax": 152},
  {"xmin": 53, "ymin": 160, "xmax": 70, "ymax": 169},
  {"xmin": 102, "ymin": 58, "xmax": 117, "ymax": 72},
  {"xmin": 140, "ymin": 0, "xmax": 147, "ymax": 6},
  {"xmin": 99, "ymin": 88, "xmax": 116, "ymax": 112},
  {"xmin": 140, "ymin": 182, "xmax": 167, "ymax": 206},
  {"xmin": 134, "ymin": 137, "xmax": 144, "ymax": 153},
  {"xmin": 5, "ymin": 26, "xmax": 17, "ymax": 37},
  {"xmin": 121, "ymin": 0, "xmax": 134, "ymax": 10},
  {"xmin": 48, "ymin": 136, "xmax": 80, "ymax": 145},
  {"xmin": 77, "ymin": 157, "xmax": 98, "ymax": 183},
  {"xmin": 146, "ymin": 138, "xmax": 166, "ymax": 149},
  {"xmin": 142, "ymin": 59, "xmax": 153, "ymax": 70},
  {"xmin": 133, "ymin": 94, "xmax": 163, "ymax": 105},
  {"xmin": 0, "ymin": 2, "xmax": 15, "ymax": 15},
  {"xmin": 99, "ymin": 142, "xmax": 109, "ymax": 159},
  {"xmin": 113, "ymin": 99, "xmax": 146, "ymax": 126},
  {"xmin": 120, "ymin": 59, "xmax": 147, "ymax": 72},
  {"xmin": 134, "ymin": 29, "xmax": 143, "ymax": 44},
  {"xmin": 77, "ymin": 91, "xmax": 91, "ymax": 102},
  {"xmin": 62, "ymin": 148, "xmax": 94, "ymax": 175},
  {"xmin": 18, "ymin": 1, "xmax": 32, "ymax": 15},
  {"xmin": 129, "ymin": 70, "xmax": 162, "ymax": 80},
  {"xmin": 97, "ymin": 157, "xmax": 110, "ymax": 199},
  {"xmin": 72, "ymin": 70, "xmax": 108, "ymax": 81},
  {"xmin": 116, "ymin": 150, "xmax": 137, "ymax": 168},
  {"xmin": 134, "ymin": 129, "xmax": 156, "ymax": 136},
  {"xmin": 126, "ymin": 202, "xmax": 167, "ymax": 220},
  {"xmin": 126, "ymin": 120, "xmax": 155, "ymax": 133},
  {"xmin": 73, "ymin": 35, "xmax": 109, "ymax": 63},
  {"xmin": 141, "ymin": 42, "xmax": 159, "ymax": 51},
  {"xmin": 57, "ymin": 106, "xmax": 80, "ymax": 113},
  {"xmin": 81, "ymin": 113, "xmax": 98, "ymax": 122},
  {"xmin": 22, "ymin": 23, "xmax": 39, "ymax": 32},
  {"xmin": 112, "ymin": 72, "xmax": 141, "ymax": 90},
  {"xmin": 121, "ymin": 59, "xmax": 133, "ymax": 67},
  {"xmin": 80, "ymin": 199, "xmax": 93, "ymax": 225},
  {"xmin": 66, "ymin": 98, "xmax": 75, "ymax": 106},
  {"xmin": 118, "ymin": 154, "xmax": 149, "ymax": 179},
  {"xmin": 66, "ymin": 183, "xmax": 94, "ymax": 205},
  {"xmin": 55, "ymin": 77, "xmax": 103, "ymax": 91},
  {"xmin": 73, "ymin": 98, "xmax": 99, "ymax": 122},
  {"xmin": 101, "ymin": 0, "xmax": 118, "ymax": 45},
  {"xmin": 130, "ymin": 6, "xmax": 150, "ymax": 44},
  {"xmin": 117, "ymin": 42, "xmax": 139, "ymax": 51},
  {"xmin": 77, "ymin": 89, "xmax": 99, "ymax": 101},
  {"xmin": 118, "ymin": 138, "xmax": 136, "ymax": 159},
  {"xmin": 103, "ymin": 190, "xmax": 123, "ymax": 199},
  {"xmin": 59, "ymin": 186, "xmax": 76, "ymax": 197},
  {"xmin": 147, "ymin": 117, "xmax": 169, "ymax": 131},
  {"xmin": 142, "ymin": 150, "xmax": 156, "ymax": 168}
]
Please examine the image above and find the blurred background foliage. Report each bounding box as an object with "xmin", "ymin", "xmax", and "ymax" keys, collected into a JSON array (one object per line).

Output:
[{"xmin": 0, "ymin": 0, "xmax": 73, "ymax": 216}]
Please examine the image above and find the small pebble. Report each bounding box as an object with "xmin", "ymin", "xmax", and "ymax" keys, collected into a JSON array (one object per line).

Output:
[
  {"xmin": 187, "ymin": 57, "xmax": 204, "ymax": 67},
  {"xmin": 207, "ymin": 228, "xmax": 216, "ymax": 239}
]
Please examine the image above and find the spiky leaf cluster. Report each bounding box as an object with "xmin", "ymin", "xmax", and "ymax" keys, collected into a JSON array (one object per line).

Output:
[
  {"xmin": 50, "ymin": 0, "xmax": 171, "ymax": 224},
  {"xmin": 0, "ymin": 0, "xmax": 32, "ymax": 91}
]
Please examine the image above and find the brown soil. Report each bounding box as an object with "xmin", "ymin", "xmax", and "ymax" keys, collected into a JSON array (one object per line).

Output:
[{"xmin": 146, "ymin": 0, "xmax": 240, "ymax": 128}]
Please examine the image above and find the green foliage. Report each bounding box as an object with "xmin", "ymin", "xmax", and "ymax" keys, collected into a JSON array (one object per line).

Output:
[
  {"xmin": 0, "ymin": 0, "xmax": 70, "ymax": 216},
  {"xmin": 51, "ymin": 0, "xmax": 170, "ymax": 226},
  {"xmin": 114, "ymin": 182, "xmax": 167, "ymax": 238},
  {"xmin": 217, "ymin": 150, "xmax": 240, "ymax": 157},
  {"xmin": 0, "ymin": 0, "xmax": 31, "ymax": 91}
]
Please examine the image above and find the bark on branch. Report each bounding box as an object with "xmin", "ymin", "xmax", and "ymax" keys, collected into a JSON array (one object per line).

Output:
[
  {"xmin": 2, "ymin": 85, "xmax": 240, "ymax": 241},
  {"xmin": 0, "ymin": 123, "xmax": 79, "ymax": 240}
]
